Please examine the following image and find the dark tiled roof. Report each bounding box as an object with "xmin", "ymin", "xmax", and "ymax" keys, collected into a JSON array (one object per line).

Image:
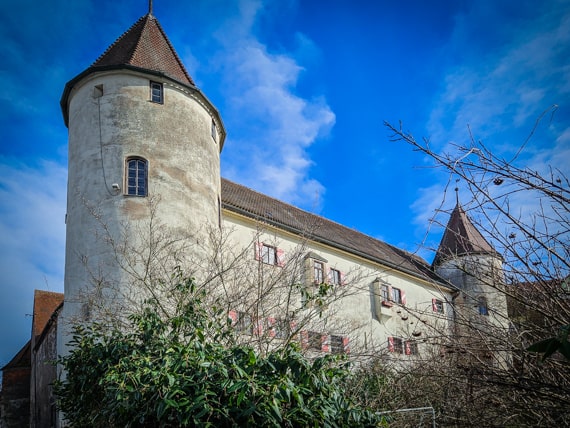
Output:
[
  {"xmin": 92, "ymin": 13, "xmax": 194, "ymax": 86},
  {"xmin": 221, "ymin": 179, "xmax": 444, "ymax": 283},
  {"xmin": 32, "ymin": 290, "xmax": 64, "ymax": 343},
  {"xmin": 2, "ymin": 340, "xmax": 30, "ymax": 370},
  {"xmin": 61, "ymin": 13, "xmax": 196, "ymax": 127},
  {"xmin": 433, "ymin": 204, "xmax": 497, "ymax": 266}
]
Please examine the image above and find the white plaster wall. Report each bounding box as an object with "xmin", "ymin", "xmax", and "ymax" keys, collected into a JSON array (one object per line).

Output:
[
  {"xmin": 222, "ymin": 212, "xmax": 454, "ymax": 357},
  {"xmin": 59, "ymin": 70, "xmax": 222, "ymax": 354},
  {"xmin": 436, "ymin": 254, "xmax": 510, "ymax": 341}
]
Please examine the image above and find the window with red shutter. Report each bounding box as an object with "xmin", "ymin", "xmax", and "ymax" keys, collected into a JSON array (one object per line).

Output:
[
  {"xmin": 255, "ymin": 242, "xmax": 283, "ymax": 266},
  {"xmin": 432, "ymin": 298, "xmax": 444, "ymax": 313},
  {"xmin": 321, "ymin": 335, "xmax": 330, "ymax": 353}
]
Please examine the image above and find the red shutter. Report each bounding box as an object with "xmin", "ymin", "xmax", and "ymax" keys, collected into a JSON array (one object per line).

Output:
[
  {"xmin": 253, "ymin": 318, "xmax": 263, "ymax": 336},
  {"xmin": 432, "ymin": 298, "xmax": 437, "ymax": 312},
  {"xmin": 342, "ymin": 336, "xmax": 350, "ymax": 354},
  {"xmin": 300, "ymin": 330, "xmax": 309, "ymax": 349},
  {"xmin": 388, "ymin": 286, "xmax": 393, "ymax": 302},
  {"xmin": 401, "ymin": 290, "xmax": 407, "ymax": 306},
  {"xmin": 254, "ymin": 242, "xmax": 263, "ymax": 261},
  {"xmin": 405, "ymin": 341, "xmax": 412, "ymax": 355},
  {"xmin": 388, "ymin": 336, "xmax": 395, "ymax": 352},
  {"xmin": 321, "ymin": 335, "xmax": 330, "ymax": 353},
  {"xmin": 277, "ymin": 248, "xmax": 285, "ymax": 267},
  {"xmin": 228, "ymin": 310, "xmax": 237, "ymax": 326},
  {"xmin": 267, "ymin": 317, "xmax": 276, "ymax": 338}
]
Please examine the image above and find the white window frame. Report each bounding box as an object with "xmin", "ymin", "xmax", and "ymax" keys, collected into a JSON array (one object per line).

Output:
[
  {"xmin": 313, "ymin": 260, "xmax": 325, "ymax": 284},
  {"xmin": 150, "ymin": 81, "xmax": 163, "ymax": 104},
  {"xmin": 125, "ymin": 157, "xmax": 148, "ymax": 196},
  {"xmin": 329, "ymin": 268, "xmax": 342, "ymax": 286},
  {"xmin": 391, "ymin": 287, "xmax": 402, "ymax": 304},
  {"xmin": 261, "ymin": 243, "xmax": 277, "ymax": 265}
]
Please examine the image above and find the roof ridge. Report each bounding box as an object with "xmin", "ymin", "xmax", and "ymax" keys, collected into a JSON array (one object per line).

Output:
[{"xmin": 147, "ymin": 15, "xmax": 194, "ymax": 84}]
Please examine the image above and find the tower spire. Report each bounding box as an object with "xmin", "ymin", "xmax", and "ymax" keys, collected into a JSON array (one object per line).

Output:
[{"xmin": 149, "ymin": 0, "xmax": 153, "ymax": 16}]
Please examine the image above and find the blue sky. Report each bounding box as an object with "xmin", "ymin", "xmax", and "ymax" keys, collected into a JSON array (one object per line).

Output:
[{"xmin": 1, "ymin": 0, "xmax": 569, "ymax": 367}]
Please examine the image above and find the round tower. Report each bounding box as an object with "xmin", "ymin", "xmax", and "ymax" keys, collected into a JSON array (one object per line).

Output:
[
  {"xmin": 433, "ymin": 203, "xmax": 505, "ymax": 316},
  {"xmin": 58, "ymin": 12, "xmax": 225, "ymax": 348},
  {"xmin": 433, "ymin": 202, "xmax": 510, "ymax": 365}
]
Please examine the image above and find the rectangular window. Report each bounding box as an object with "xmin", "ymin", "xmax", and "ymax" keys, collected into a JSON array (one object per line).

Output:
[
  {"xmin": 389, "ymin": 337, "xmax": 403, "ymax": 354},
  {"xmin": 313, "ymin": 261, "xmax": 325, "ymax": 284},
  {"xmin": 308, "ymin": 331, "xmax": 322, "ymax": 351},
  {"xmin": 329, "ymin": 268, "xmax": 342, "ymax": 285},
  {"xmin": 478, "ymin": 297, "xmax": 489, "ymax": 316},
  {"xmin": 330, "ymin": 335, "xmax": 347, "ymax": 355},
  {"xmin": 389, "ymin": 337, "xmax": 418, "ymax": 355},
  {"xmin": 381, "ymin": 284, "xmax": 390, "ymax": 302},
  {"xmin": 405, "ymin": 341, "xmax": 419, "ymax": 355},
  {"xmin": 432, "ymin": 298, "xmax": 444, "ymax": 314},
  {"xmin": 272, "ymin": 318, "xmax": 290, "ymax": 339},
  {"xmin": 211, "ymin": 119, "xmax": 217, "ymax": 142},
  {"xmin": 235, "ymin": 311, "xmax": 253, "ymax": 334},
  {"xmin": 261, "ymin": 244, "xmax": 277, "ymax": 265},
  {"xmin": 150, "ymin": 81, "xmax": 163, "ymax": 103},
  {"xmin": 391, "ymin": 287, "xmax": 402, "ymax": 304},
  {"xmin": 255, "ymin": 243, "xmax": 284, "ymax": 266}
]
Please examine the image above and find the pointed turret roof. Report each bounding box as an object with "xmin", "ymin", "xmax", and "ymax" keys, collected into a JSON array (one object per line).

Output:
[
  {"xmin": 61, "ymin": 13, "xmax": 197, "ymax": 126},
  {"xmin": 433, "ymin": 203, "xmax": 498, "ymax": 266},
  {"xmin": 91, "ymin": 13, "xmax": 194, "ymax": 86}
]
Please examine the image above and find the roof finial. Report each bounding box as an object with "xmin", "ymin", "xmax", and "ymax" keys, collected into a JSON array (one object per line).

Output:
[
  {"xmin": 149, "ymin": 0, "xmax": 153, "ymax": 16},
  {"xmin": 454, "ymin": 179, "xmax": 460, "ymax": 206}
]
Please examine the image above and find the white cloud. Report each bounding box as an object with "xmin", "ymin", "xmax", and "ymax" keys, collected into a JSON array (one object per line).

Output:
[
  {"xmin": 427, "ymin": 3, "xmax": 570, "ymax": 150},
  {"xmin": 412, "ymin": 2, "xmax": 570, "ymax": 256},
  {"xmin": 214, "ymin": 0, "xmax": 335, "ymax": 208},
  {"xmin": 0, "ymin": 159, "xmax": 66, "ymax": 365}
]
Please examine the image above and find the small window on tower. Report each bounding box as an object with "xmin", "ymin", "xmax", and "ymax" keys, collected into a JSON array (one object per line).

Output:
[
  {"xmin": 150, "ymin": 81, "xmax": 163, "ymax": 104},
  {"xmin": 126, "ymin": 158, "xmax": 148, "ymax": 196},
  {"xmin": 478, "ymin": 296, "xmax": 489, "ymax": 316},
  {"xmin": 211, "ymin": 119, "xmax": 217, "ymax": 142}
]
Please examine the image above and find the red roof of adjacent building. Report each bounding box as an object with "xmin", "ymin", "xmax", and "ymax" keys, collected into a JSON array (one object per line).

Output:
[
  {"xmin": 32, "ymin": 290, "xmax": 64, "ymax": 344},
  {"xmin": 1, "ymin": 340, "xmax": 31, "ymax": 370}
]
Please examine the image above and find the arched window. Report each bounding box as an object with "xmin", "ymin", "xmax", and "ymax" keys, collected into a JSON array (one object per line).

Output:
[
  {"xmin": 478, "ymin": 296, "xmax": 489, "ymax": 316},
  {"xmin": 126, "ymin": 158, "xmax": 148, "ymax": 196}
]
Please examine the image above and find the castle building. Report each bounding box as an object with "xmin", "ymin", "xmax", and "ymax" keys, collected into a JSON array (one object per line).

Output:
[{"xmin": 1, "ymin": 9, "xmax": 508, "ymax": 428}]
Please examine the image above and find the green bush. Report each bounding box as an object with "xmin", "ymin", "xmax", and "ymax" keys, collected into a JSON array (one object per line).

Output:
[{"xmin": 55, "ymin": 275, "xmax": 383, "ymax": 427}]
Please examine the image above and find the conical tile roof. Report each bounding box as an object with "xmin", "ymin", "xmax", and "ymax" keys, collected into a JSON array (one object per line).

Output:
[
  {"xmin": 91, "ymin": 13, "xmax": 194, "ymax": 86},
  {"xmin": 433, "ymin": 203, "xmax": 497, "ymax": 266},
  {"xmin": 61, "ymin": 13, "xmax": 195, "ymax": 126}
]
